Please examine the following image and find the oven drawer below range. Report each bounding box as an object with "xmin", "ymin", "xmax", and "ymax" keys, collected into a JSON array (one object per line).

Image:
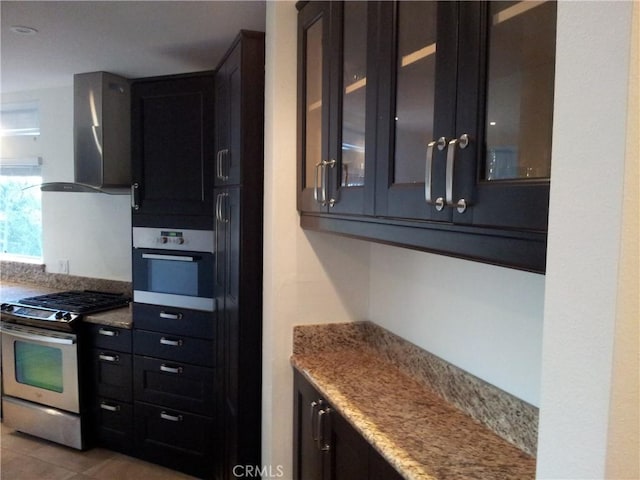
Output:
[
  {"xmin": 133, "ymin": 356, "xmax": 218, "ymax": 415},
  {"xmin": 133, "ymin": 303, "xmax": 216, "ymax": 339}
]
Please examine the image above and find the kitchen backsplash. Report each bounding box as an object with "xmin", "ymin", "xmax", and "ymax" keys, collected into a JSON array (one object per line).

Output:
[
  {"xmin": 1, "ymin": 260, "xmax": 131, "ymax": 296},
  {"xmin": 293, "ymin": 321, "xmax": 539, "ymax": 457}
]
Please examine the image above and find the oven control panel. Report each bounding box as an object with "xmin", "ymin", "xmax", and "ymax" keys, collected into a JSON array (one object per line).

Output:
[
  {"xmin": 0, "ymin": 303, "xmax": 80, "ymax": 331},
  {"xmin": 132, "ymin": 227, "xmax": 214, "ymax": 253}
]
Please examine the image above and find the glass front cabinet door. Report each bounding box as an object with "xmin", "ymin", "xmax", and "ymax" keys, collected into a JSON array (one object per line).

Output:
[
  {"xmin": 297, "ymin": 1, "xmax": 556, "ymax": 273},
  {"xmin": 297, "ymin": 1, "xmax": 377, "ymax": 215}
]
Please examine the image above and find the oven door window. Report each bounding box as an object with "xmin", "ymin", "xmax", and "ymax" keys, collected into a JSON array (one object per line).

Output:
[
  {"xmin": 149, "ymin": 257, "xmax": 199, "ymax": 296},
  {"xmin": 15, "ymin": 341, "xmax": 64, "ymax": 393}
]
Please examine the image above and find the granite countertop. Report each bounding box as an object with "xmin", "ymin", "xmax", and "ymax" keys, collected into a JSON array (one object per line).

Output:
[
  {"xmin": 1, "ymin": 281, "xmax": 133, "ymax": 329},
  {"xmin": 291, "ymin": 323, "xmax": 536, "ymax": 480}
]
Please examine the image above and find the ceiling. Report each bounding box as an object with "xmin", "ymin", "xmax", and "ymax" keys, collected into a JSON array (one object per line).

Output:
[{"xmin": 0, "ymin": 1, "xmax": 266, "ymax": 94}]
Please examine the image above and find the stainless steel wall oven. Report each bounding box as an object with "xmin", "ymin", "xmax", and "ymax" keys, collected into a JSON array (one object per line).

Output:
[{"xmin": 132, "ymin": 227, "xmax": 215, "ymax": 312}]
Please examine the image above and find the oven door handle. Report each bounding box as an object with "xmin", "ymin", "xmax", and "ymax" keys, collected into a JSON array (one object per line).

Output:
[
  {"xmin": 141, "ymin": 253, "xmax": 196, "ymax": 262},
  {"xmin": 0, "ymin": 327, "xmax": 75, "ymax": 345}
]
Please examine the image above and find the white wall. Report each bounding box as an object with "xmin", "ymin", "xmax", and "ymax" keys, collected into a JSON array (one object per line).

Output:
[
  {"xmin": 369, "ymin": 247, "xmax": 544, "ymax": 405},
  {"xmin": 536, "ymin": 2, "xmax": 635, "ymax": 478},
  {"xmin": 1, "ymin": 87, "xmax": 132, "ymax": 281}
]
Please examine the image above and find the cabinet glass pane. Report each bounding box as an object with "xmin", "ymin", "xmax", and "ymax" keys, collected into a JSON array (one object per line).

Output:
[
  {"xmin": 341, "ymin": 1, "xmax": 367, "ymax": 188},
  {"xmin": 305, "ymin": 19, "xmax": 323, "ymax": 190},
  {"xmin": 393, "ymin": 1, "xmax": 437, "ymax": 184},
  {"xmin": 484, "ymin": 1, "xmax": 556, "ymax": 181}
]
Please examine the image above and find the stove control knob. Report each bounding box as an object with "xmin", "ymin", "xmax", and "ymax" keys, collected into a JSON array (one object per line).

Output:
[
  {"xmin": 63, "ymin": 312, "xmax": 72, "ymax": 321},
  {"xmin": 160, "ymin": 236, "xmax": 168, "ymax": 244},
  {"xmin": 55, "ymin": 311, "xmax": 64, "ymax": 319},
  {"xmin": 177, "ymin": 238, "xmax": 185, "ymax": 244},
  {"xmin": 1, "ymin": 303, "xmax": 14, "ymax": 312}
]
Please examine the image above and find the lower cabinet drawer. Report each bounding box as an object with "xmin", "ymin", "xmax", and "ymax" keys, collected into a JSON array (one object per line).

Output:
[
  {"xmin": 133, "ymin": 329, "xmax": 215, "ymax": 367},
  {"xmin": 133, "ymin": 356, "xmax": 217, "ymax": 415},
  {"xmin": 93, "ymin": 397, "xmax": 133, "ymax": 454},
  {"xmin": 134, "ymin": 401, "xmax": 217, "ymax": 479},
  {"xmin": 93, "ymin": 349, "xmax": 132, "ymax": 402}
]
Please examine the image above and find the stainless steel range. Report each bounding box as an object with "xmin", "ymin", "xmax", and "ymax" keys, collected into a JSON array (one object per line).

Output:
[{"xmin": 0, "ymin": 290, "xmax": 129, "ymax": 449}]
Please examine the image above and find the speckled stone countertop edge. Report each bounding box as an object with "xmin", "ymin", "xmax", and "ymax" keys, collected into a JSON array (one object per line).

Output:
[
  {"xmin": 291, "ymin": 351, "xmax": 536, "ymax": 480},
  {"xmin": 292, "ymin": 321, "xmax": 538, "ymax": 457}
]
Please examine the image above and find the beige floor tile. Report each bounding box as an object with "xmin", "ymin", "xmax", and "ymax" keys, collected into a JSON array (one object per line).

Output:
[
  {"xmin": 82, "ymin": 454, "xmax": 197, "ymax": 480},
  {"xmin": 1, "ymin": 428, "xmax": 52, "ymax": 455},
  {"xmin": 29, "ymin": 444, "xmax": 116, "ymax": 474},
  {"xmin": 0, "ymin": 450, "xmax": 77, "ymax": 480}
]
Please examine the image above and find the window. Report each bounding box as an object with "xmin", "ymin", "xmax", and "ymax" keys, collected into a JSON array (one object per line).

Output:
[
  {"xmin": 1, "ymin": 102, "xmax": 43, "ymax": 260},
  {"xmin": 0, "ymin": 157, "xmax": 43, "ymax": 259}
]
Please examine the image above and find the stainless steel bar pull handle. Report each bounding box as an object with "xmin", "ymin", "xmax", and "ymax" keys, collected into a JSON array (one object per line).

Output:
[
  {"xmin": 100, "ymin": 402, "xmax": 121, "ymax": 412},
  {"xmin": 310, "ymin": 401, "xmax": 320, "ymax": 441},
  {"xmin": 425, "ymin": 137, "xmax": 447, "ymax": 210},
  {"xmin": 216, "ymin": 150, "xmax": 223, "ymax": 179},
  {"xmin": 160, "ymin": 411, "xmax": 183, "ymax": 422},
  {"xmin": 314, "ymin": 161, "xmax": 324, "ymax": 205},
  {"xmin": 160, "ymin": 364, "xmax": 183, "ymax": 374},
  {"xmin": 98, "ymin": 353, "xmax": 119, "ymax": 362},
  {"xmin": 313, "ymin": 160, "xmax": 337, "ymax": 206},
  {"xmin": 317, "ymin": 407, "xmax": 331, "ymax": 452},
  {"xmin": 98, "ymin": 328, "xmax": 118, "ymax": 337},
  {"xmin": 445, "ymin": 134, "xmax": 470, "ymax": 213},
  {"xmin": 160, "ymin": 311, "xmax": 183, "ymax": 320},
  {"xmin": 160, "ymin": 337, "xmax": 183, "ymax": 347},
  {"xmin": 131, "ymin": 183, "xmax": 140, "ymax": 210},
  {"xmin": 325, "ymin": 159, "xmax": 337, "ymax": 207}
]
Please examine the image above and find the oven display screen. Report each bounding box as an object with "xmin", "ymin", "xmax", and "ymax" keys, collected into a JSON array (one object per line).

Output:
[{"xmin": 15, "ymin": 341, "xmax": 64, "ymax": 392}]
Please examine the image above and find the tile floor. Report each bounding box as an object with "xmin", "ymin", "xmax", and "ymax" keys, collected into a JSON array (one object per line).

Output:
[{"xmin": 0, "ymin": 424, "xmax": 198, "ymax": 479}]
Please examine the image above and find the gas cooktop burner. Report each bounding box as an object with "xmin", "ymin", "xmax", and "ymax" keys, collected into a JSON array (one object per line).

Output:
[
  {"xmin": 19, "ymin": 290, "xmax": 130, "ymax": 314},
  {"xmin": 0, "ymin": 290, "xmax": 130, "ymax": 331}
]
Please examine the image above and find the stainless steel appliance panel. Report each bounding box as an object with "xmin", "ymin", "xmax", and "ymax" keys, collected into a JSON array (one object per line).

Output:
[
  {"xmin": 1, "ymin": 322, "xmax": 80, "ymax": 413},
  {"xmin": 2, "ymin": 396, "xmax": 83, "ymax": 449}
]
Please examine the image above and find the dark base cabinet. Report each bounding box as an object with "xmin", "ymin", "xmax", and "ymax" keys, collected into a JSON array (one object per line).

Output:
[
  {"xmin": 85, "ymin": 324, "xmax": 134, "ymax": 456},
  {"xmin": 132, "ymin": 306, "xmax": 220, "ymax": 479},
  {"xmin": 293, "ymin": 371, "xmax": 403, "ymax": 480},
  {"xmin": 134, "ymin": 401, "xmax": 217, "ymax": 479},
  {"xmin": 93, "ymin": 397, "xmax": 134, "ymax": 454}
]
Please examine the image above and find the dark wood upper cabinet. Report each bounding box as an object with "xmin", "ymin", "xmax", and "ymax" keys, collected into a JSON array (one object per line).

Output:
[
  {"xmin": 297, "ymin": 1, "xmax": 556, "ymax": 273},
  {"xmin": 131, "ymin": 72, "xmax": 215, "ymax": 222}
]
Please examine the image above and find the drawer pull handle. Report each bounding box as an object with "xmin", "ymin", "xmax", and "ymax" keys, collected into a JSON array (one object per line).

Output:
[
  {"xmin": 159, "ymin": 311, "xmax": 183, "ymax": 320},
  {"xmin": 160, "ymin": 337, "xmax": 183, "ymax": 347},
  {"xmin": 98, "ymin": 328, "xmax": 118, "ymax": 337},
  {"xmin": 100, "ymin": 402, "xmax": 121, "ymax": 412},
  {"xmin": 160, "ymin": 364, "xmax": 183, "ymax": 374},
  {"xmin": 160, "ymin": 411, "xmax": 183, "ymax": 422},
  {"xmin": 98, "ymin": 353, "xmax": 119, "ymax": 362}
]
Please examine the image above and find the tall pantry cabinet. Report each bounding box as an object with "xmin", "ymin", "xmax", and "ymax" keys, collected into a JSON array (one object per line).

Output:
[{"xmin": 214, "ymin": 30, "xmax": 265, "ymax": 480}]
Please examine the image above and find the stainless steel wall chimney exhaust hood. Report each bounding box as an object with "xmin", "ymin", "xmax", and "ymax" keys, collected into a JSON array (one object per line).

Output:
[{"xmin": 41, "ymin": 72, "xmax": 131, "ymax": 194}]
